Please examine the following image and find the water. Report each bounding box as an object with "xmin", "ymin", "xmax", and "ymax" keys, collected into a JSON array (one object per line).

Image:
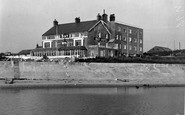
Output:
[{"xmin": 0, "ymin": 87, "xmax": 184, "ymax": 115}]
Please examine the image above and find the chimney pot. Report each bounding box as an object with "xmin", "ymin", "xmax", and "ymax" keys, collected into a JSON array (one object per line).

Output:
[
  {"xmin": 75, "ymin": 17, "xmax": 80, "ymax": 23},
  {"xmin": 53, "ymin": 19, "xmax": 58, "ymax": 26},
  {"xmin": 110, "ymin": 14, "xmax": 115, "ymax": 21}
]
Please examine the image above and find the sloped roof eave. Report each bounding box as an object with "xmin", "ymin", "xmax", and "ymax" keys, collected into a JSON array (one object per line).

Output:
[{"xmin": 88, "ymin": 20, "xmax": 111, "ymax": 35}]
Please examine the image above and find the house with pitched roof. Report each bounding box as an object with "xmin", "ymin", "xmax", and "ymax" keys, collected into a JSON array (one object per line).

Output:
[{"xmin": 31, "ymin": 11, "xmax": 143, "ymax": 59}]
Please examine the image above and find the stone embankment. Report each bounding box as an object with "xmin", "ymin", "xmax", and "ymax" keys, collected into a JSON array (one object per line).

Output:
[{"xmin": 0, "ymin": 61, "xmax": 185, "ymax": 86}]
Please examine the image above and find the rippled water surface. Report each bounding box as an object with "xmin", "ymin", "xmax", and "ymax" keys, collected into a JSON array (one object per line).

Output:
[{"xmin": 0, "ymin": 87, "xmax": 184, "ymax": 115}]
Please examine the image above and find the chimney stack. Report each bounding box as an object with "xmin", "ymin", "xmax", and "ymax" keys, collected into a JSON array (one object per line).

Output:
[
  {"xmin": 53, "ymin": 19, "xmax": 58, "ymax": 26},
  {"xmin": 97, "ymin": 13, "xmax": 101, "ymax": 21},
  {"xmin": 102, "ymin": 9, "xmax": 108, "ymax": 22},
  {"xmin": 110, "ymin": 14, "xmax": 115, "ymax": 21},
  {"xmin": 75, "ymin": 17, "xmax": 80, "ymax": 23}
]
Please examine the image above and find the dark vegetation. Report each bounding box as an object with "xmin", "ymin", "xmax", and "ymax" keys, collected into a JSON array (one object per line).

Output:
[
  {"xmin": 76, "ymin": 51, "xmax": 185, "ymax": 64},
  {"xmin": 0, "ymin": 53, "xmax": 7, "ymax": 61}
]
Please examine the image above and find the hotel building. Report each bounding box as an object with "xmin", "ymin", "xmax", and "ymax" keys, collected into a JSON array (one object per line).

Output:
[{"xmin": 31, "ymin": 12, "xmax": 143, "ymax": 58}]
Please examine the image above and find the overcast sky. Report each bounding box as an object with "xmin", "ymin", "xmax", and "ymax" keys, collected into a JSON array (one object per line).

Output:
[{"xmin": 0, "ymin": 0, "xmax": 184, "ymax": 53}]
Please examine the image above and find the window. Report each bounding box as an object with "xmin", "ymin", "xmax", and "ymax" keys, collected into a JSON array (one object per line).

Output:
[
  {"xmin": 139, "ymin": 31, "xmax": 143, "ymax": 35},
  {"xmin": 129, "ymin": 37, "xmax": 132, "ymax": 42},
  {"xmin": 119, "ymin": 44, "xmax": 122, "ymax": 49},
  {"xmin": 98, "ymin": 33, "xmax": 101, "ymax": 38},
  {"xmin": 116, "ymin": 35, "xmax": 119, "ymax": 40},
  {"xmin": 123, "ymin": 29, "xmax": 126, "ymax": 33},
  {"xmin": 129, "ymin": 46, "xmax": 132, "ymax": 50},
  {"xmin": 119, "ymin": 35, "xmax": 122, "ymax": 40},
  {"xmin": 140, "ymin": 39, "xmax": 142, "ymax": 44},
  {"xmin": 60, "ymin": 34, "xmax": 63, "ymax": 38},
  {"xmin": 75, "ymin": 40, "xmax": 81, "ymax": 46},
  {"xmin": 124, "ymin": 45, "xmax": 127, "ymax": 49},
  {"xmin": 140, "ymin": 47, "xmax": 142, "ymax": 51},
  {"xmin": 44, "ymin": 42, "xmax": 50, "ymax": 48},
  {"xmin": 129, "ymin": 29, "xmax": 132, "ymax": 34},
  {"xmin": 106, "ymin": 34, "xmax": 108, "ymax": 39},
  {"xmin": 68, "ymin": 42, "xmax": 73, "ymax": 46},
  {"xmin": 118, "ymin": 27, "xmax": 121, "ymax": 31},
  {"xmin": 123, "ymin": 37, "xmax": 126, "ymax": 41},
  {"xmin": 134, "ymin": 38, "xmax": 137, "ymax": 43},
  {"xmin": 69, "ymin": 34, "xmax": 72, "ymax": 37},
  {"xmin": 134, "ymin": 46, "xmax": 137, "ymax": 51}
]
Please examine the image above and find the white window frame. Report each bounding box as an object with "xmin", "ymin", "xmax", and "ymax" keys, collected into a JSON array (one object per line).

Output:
[
  {"xmin": 106, "ymin": 34, "xmax": 108, "ymax": 39},
  {"xmin": 129, "ymin": 46, "xmax": 132, "ymax": 50},
  {"xmin": 140, "ymin": 39, "xmax": 142, "ymax": 44},
  {"xmin": 123, "ymin": 37, "xmax": 126, "ymax": 41},
  {"xmin": 118, "ymin": 27, "xmax": 121, "ymax": 31},
  {"xmin": 99, "ymin": 33, "xmax": 101, "ymax": 38},
  {"xmin": 129, "ymin": 37, "xmax": 132, "ymax": 42},
  {"xmin": 134, "ymin": 46, "xmax": 137, "ymax": 51},
  {"xmin": 124, "ymin": 45, "xmax": 127, "ymax": 49},
  {"xmin": 116, "ymin": 35, "xmax": 119, "ymax": 40},
  {"xmin": 134, "ymin": 38, "xmax": 137, "ymax": 43},
  {"xmin": 119, "ymin": 35, "xmax": 122, "ymax": 40},
  {"xmin": 140, "ymin": 47, "xmax": 142, "ymax": 51},
  {"xmin": 129, "ymin": 29, "xmax": 132, "ymax": 34}
]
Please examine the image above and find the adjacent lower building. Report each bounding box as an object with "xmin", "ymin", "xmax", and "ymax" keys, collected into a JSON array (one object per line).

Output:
[{"xmin": 31, "ymin": 11, "xmax": 143, "ymax": 59}]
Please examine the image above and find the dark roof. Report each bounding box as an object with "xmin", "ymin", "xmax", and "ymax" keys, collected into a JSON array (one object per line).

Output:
[
  {"xmin": 58, "ymin": 46, "xmax": 87, "ymax": 50},
  {"xmin": 147, "ymin": 46, "xmax": 172, "ymax": 53},
  {"xmin": 43, "ymin": 20, "xmax": 97, "ymax": 36},
  {"xmin": 32, "ymin": 48, "xmax": 58, "ymax": 52},
  {"xmin": 18, "ymin": 49, "xmax": 32, "ymax": 55},
  {"xmin": 115, "ymin": 22, "xmax": 142, "ymax": 29},
  {"xmin": 32, "ymin": 46, "xmax": 87, "ymax": 52}
]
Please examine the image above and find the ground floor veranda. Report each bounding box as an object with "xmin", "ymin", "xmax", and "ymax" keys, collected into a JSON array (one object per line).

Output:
[{"xmin": 31, "ymin": 46, "xmax": 122, "ymax": 59}]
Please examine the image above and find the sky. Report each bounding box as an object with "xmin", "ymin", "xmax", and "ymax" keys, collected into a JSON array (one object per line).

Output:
[{"xmin": 0, "ymin": 0, "xmax": 184, "ymax": 53}]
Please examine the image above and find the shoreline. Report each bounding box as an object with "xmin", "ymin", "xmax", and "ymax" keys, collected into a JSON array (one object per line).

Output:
[{"xmin": 1, "ymin": 80, "xmax": 185, "ymax": 89}]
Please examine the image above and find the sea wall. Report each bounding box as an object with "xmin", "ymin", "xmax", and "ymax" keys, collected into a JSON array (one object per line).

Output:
[
  {"xmin": 0, "ymin": 61, "xmax": 14, "ymax": 79},
  {"xmin": 0, "ymin": 61, "xmax": 185, "ymax": 83}
]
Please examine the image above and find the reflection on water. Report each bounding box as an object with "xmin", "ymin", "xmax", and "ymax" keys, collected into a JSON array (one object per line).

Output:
[{"xmin": 0, "ymin": 87, "xmax": 184, "ymax": 115}]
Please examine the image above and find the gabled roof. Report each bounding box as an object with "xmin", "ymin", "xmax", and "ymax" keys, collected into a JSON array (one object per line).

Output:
[
  {"xmin": 43, "ymin": 20, "xmax": 98, "ymax": 36},
  {"xmin": 18, "ymin": 49, "xmax": 32, "ymax": 55},
  {"xmin": 147, "ymin": 46, "xmax": 172, "ymax": 53},
  {"xmin": 88, "ymin": 20, "xmax": 111, "ymax": 35}
]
